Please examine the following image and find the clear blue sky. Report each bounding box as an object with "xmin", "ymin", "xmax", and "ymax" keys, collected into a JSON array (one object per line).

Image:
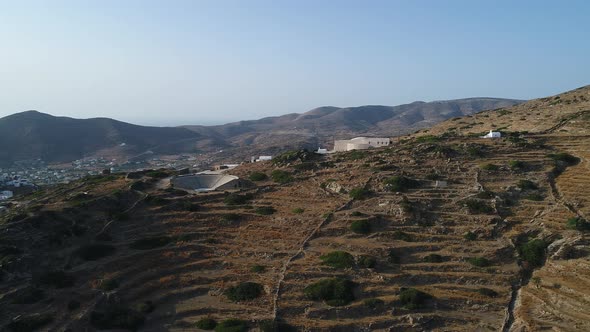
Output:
[{"xmin": 1, "ymin": 0, "xmax": 589, "ymax": 126}]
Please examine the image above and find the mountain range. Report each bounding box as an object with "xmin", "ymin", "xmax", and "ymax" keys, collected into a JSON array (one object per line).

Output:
[{"xmin": 0, "ymin": 97, "xmax": 522, "ymax": 166}]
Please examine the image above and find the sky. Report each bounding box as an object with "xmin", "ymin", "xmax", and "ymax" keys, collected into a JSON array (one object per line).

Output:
[{"xmin": 1, "ymin": 0, "xmax": 589, "ymax": 126}]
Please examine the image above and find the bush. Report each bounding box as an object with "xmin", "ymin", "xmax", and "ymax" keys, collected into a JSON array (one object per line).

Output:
[
  {"xmin": 509, "ymin": 160, "xmax": 525, "ymax": 170},
  {"xmin": 468, "ymin": 257, "xmax": 491, "ymax": 267},
  {"xmin": 524, "ymin": 193, "xmax": 544, "ymax": 201},
  {"xmin": 145, "ymin": 170, "xmax": 169, "ymax": 178},
  {"xmin": 517, "ymin": 180, "xmax": 537, "ymax": 190},
  {"xmin": 384, "ymin": 176, "xmax": 419, "ymax": 192},
  {"xmin": 388, "ymin": 249, "xmax": 400, "ymax": 264},
  {"xmin": 136, "ymin": 301, "xmax": 155, "ymax": 313},
  {"xmin": 464, "ymin": 232, "xmax": 477, "ymax": 241},
  {"xmin": 248, "ymin": 172, "xmax": 268, "ymax": 181},
  {"xmin": 547, "ymin": 152, "xmax": 579, "ymax": 165},
  {"xmin": 77, "ymin": 243, "xmax": 116, "ymax": 261},
  {"xmin": 255, "ymin": 206, "xmax": 276, "ymax": 215},
  {"xmin": 464, "ymin": 199, "xmax": 494, "ymax": 214},
  {"xmin": 320, "ymin": 251, "xmax": 355, "ymax": 269},
  {"xmin": 225, "ymin": 282, "xmax": 263, "ymax": 302},
  {"xmin": 476, "ymin": 191, "xmax": 495, "ymax": 199},
  {"xmin": 99, "ymin": 278, "xmax": 119, "ymax": 291},
  {"xmin": 349, "ymin": 187, "xmax": 371, "ymax": 200},
  {"xmin": 518, "ymin": 239, "xmax": 547, "ymax": 268},
  {"xmin": 272, "ymin": 149, "xmax": 315, "ymax": 165},
  {"xmin": 221, "ymin": 213, "xmax": 241, "ymax": 223},
  {"xmin": 423, "ymin": 254, "xmax": 443, "ymax": 263},
  {"xmin": 90, "ymin": 306, "xmax": 145, "ymax": 331},
  {"xmin": 36, "ymin": 270, "xmax": 75, "ymax": 288},
  {"xmin": 5, "ymin": 313, "xmax": 54, "ymax": 332},
  {"xmin": 345, "ymin": 150, "xmax": 367, "ymax": 160},
  {"xmin": 399, "ymin": 288, "xmax": 432, "ymax": 309},
  {"xmin": 258, "ymin": 320, "xmax": 296, "ymax": 332},
  {"xmin": 392, "ymin": 230, "xmax": 413, "ymax": 241},
  {"xmin": 215, "ymin": 319, "xmax": 248, "ymax": 332},
  {"xmin": 224, "ymin": 193, "xmax": 254, "ymax": 206},
  {"xmin": 351, "ymin": 211, "xmax": 364, "ymax": 217},
  {"xmin": 250, "ymin": 265, "xmax": 266, "ymax": 273},
  {"xmin": 416, "ymin": 135, "xmax": 439, "ymax": 143},
  {"xmin": 566, "ymin": 217, "xmax": 590, "ymax": 231},
  {"xmin": 292, "ymin": 208, "xmax": 304, "ymax": 214},
  {"xmin": 181, "ymin": 200, "xmax": 200, "ymax": 212},
  {"xmin": 130, "ymin": 236, "xmax": 172, "ymax": 250},
  {"xmin": 480, "ymin": 163, "xmax": 499, "ymax": 171},
  {"xmin": 350, "ymin": 220, "xmax": 371, "ymax": 234},
  {"xmin": 465, "ymin": 145, "xmax": 486, "ymax": 158},
  {"xmin": 363, "ymin": 298, "xmax": 385, "ymax": 309},
  {"xmin": 357, "ymin": 255, "xmax": 377, "ymax": 268},
  {"xmin": 68, "ymin": 300, "xmax": 81, "ymax": 310},
  {"xmin": 294, "ymin": 162, "xmax": 317, "ymax": 171},
  {"xmin": 304, "ymin": 277, "xmax": 356, "ymax": 306},
  {"xmin": 270, "ymin": 170, "xmax": 294, "ymax": 184},
  {"xmin": 196, "ymin": 317, "xmax": 217, "ymax": 330},
  {"xmin": 477, "ymin": 288, "xmax": 498, "ymax": 297}
]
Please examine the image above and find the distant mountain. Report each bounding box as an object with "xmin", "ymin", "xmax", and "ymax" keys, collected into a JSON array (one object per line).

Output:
[
  {"xmin": 185, "ymin": 98, "xmax": 524, "ymax": 153},
  {"xmin": 0, "ymin": 111, "xmax": 225, "ymax": 167},
  {"xmin": 0, "ymin": 97, "xmax": 523, "ymax": 166}
]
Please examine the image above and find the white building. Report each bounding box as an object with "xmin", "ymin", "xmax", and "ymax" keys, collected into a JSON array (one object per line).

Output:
[
  {"xmin": 333, "ymin": 137, "xmax": 391, "ymax": 152},
  {"xmin": 316, "ymin": 147, "xmax": 329, "ymax": 154},
  {"xmin": 481, "ymin": 130, "xmax": 501, "ymax": 138},
  {"xmin": 251, "ymin": 156, "xmax": 273, "ymax": 162}
]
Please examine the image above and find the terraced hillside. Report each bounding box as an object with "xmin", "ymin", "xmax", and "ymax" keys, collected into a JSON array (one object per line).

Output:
[{"xmin": 1, "ymin": 86, "xmax": 589, "ymax": 331}]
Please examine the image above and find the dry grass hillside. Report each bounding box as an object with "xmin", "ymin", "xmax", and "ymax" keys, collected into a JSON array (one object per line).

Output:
[{"xmin": 1, "ymin": 86, "xmax": 589, "ymax": 332}]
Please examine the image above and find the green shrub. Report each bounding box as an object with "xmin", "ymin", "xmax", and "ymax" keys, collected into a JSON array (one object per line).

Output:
[
  {"xmin": 468, "ymin": 257, "xmax": 491, "ymax": 267},
  {"xmin": 517, "ymin": 180, "xmax": 537, "ymax": 190},
  {"xmin": 517, "ymin": 239, "xmax": 547, "ymax": 268},
  {"xmin": 145, "ymin": 170, "xmax": 169, "ymax": 178},
  {"xmin": 292, "ymin": 208, "xmax": 304, "ymax": 214},
  {"xmin": 357, "ymin": 255, "xmax": 377, "ymax": 268},
  {"xmin": 99, "ymin": 278, "xmax": 119, "ymax": 291},
  {"xmin": 248, "ymin": 172, "xmax": 268, "ymax": 181},
  {"xmin": 181, "ymin": 200, "xmax": 200, "ymax": 212},
  {"xmin": 196, "ymin": 317, "xmax": 217, "ymax": 330},
  {"xmin": 221, "ymin": 213, "xmax": 241, "ymax": 223},
  {"xmin": 399, "ymin": 288, "xmax": 432, "ymax": 309},
  {"xmin": 464, "ymin": 199, "xmax": 494, "ymax": 214},
  {"xmin": 345, "ymin": 150, "xmax": 367, "ymax": 160},
  {"xmin": 271, "ymin": 170, "xmax": 293, "ymax": 184},
  {"xmin": 524, "ymin": 193, "xmax": 544, "ymax": 201},
  {"xmin": 392, "ymin": 230, "xmax": 413, "ymax": 242},
  {"xmin": 350, "ymin": 211, "xmax": 364, "ymax": 217},
  {"xmin": 465, "ymin": 145, "xmax": 486, "ymax": 158},
  {"xmin": 130, "ymin": 236, "xmax": 172, "ymax": 250},
  {"xmin": 416, "ymin": 135, "xmax": 439, "ymax": 143},
  {"xmin": 5, "ymin": 313, "xmax": 54, "ymax": 332},
  {"xmin": 476, "ymin": 191, "xmax": 495, "ymax": 199},
  {"xmin": 258, "ymin": 320, "xmax": 296, "ymax": 332},
  {"xmin": 480, "ymin": 163, "xmax": 499, "ymax": 171},
  {"xmin": 250, "ymin": 265, "xmax": 266, "ymax": 273},
  {"xmin": 349, "ymin": 187, "xmax": 371, "ymax": 200},
  {"xmin": 350, "ymin": 220, "xmax": 371, "ymax": 234},
  {"xmin": 225, "ymin": 282, "xmax": 263, "ymax": 302},
  {"xmin": 320, "ymin": 251, "xmax": 355, "ymax": 269},
  {"xmin": 509, "ymin": 160, "xmax": 525, "ymax": 170},
  {"xmin": 90, "ymin": 306, "xmax": 145, "ymax": 330},
  {"xmin": 224, "ymin": 193, "xmax": 254, "ymax": 206},
  {"xmin": 464, "ymin": 232, "xmax": 477, "ymax": 241},
  {"xmin": 384, "ymin": 176, "xmax": 419, "ymax": 192},
  {"xmin": 477, "ymin": 288, "xmax": 498, "ymax": 297},
  {"xmin": 255, "ymin": 206, "xmax": 276, "ymax": 215},
  {"xmin": 388, "ymin": 249, "xmax": 400, "ymax": 264},
  {"xmin": 547, "ymin": 153, "xmax": 579, "ymax": 165},
  {"xmin": 136, "ymin": 300, "xmax": 155, "ymax": 313},
  {"xmin": 423, "ymin": 254, "xmax": 443, "ymax": 263},
  {"xmin": 294, "ymin": 162, "xmax": 317, "ymax": 171},
  {"xmin": 77, "ymin": 243, "xmax": 116, "ymax": 261},
  {"xmin": 215, "ymin": 319, "xmax": 248, "ymax": 332},
  {"xmin": 363, "ymin": 298, "xmax": 385, "ymax": 309},
  {"xmin": 272, "ymin": 149, "xmax": 315, "ymax": 165},
  {"xmin": 566, "ymin": 217, "xmax": 590, "ymax": 231},
  {"xmin": 36, "ymin": 270, "xmax": 75, "ymax": 288},
  {"xmin": 303, "ymin": 277, "xmax": 356, "ymax": 306}
]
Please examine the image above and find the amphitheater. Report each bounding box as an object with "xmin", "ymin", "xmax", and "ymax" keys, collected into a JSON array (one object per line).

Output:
[{"xmin": 171, "ymin": 173, "xmax": 254, "ymax": 192}]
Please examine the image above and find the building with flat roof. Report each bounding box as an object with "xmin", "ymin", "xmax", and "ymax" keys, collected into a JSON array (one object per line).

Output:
[{"xmin": 333, "ymin": 137, "xmax": 391, "ymax": 152}]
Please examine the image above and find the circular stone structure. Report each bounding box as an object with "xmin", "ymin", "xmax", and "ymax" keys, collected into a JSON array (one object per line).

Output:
[{"xmin": 171, "ymin": 174, "xmax": 254, "ymax": 192}]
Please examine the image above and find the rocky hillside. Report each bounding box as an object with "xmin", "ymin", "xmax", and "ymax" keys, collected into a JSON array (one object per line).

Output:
[{"xmin": 1, "ymin": 87, "xmax": 589, "ymax": 331}]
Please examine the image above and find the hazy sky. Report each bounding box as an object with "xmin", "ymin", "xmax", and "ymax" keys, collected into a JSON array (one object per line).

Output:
[{"xmin": 1, "ymin": 0, "xmax": 589, "ymax": 126}]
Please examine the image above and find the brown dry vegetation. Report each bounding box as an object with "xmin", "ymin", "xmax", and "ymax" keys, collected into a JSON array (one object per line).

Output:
[{"xmin": 1, "ymin": 86, "xmax": 590, "ymax": 331}]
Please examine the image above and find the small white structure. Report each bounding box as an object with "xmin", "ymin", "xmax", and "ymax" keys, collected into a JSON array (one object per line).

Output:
[
  {"xmin": 316, "ymin": 147, "xmax": 329, "ymax": 154},
  {"xmin": 334, "ymin": 137, "xmax": 391, "ymax": 152},
  {"xmin": 481, "ymin": 130, "xmax": 501, "ymax": 139},
  {"xmin": 251, "ymin": 156, "xmax": 273, "ymax": 162}
]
